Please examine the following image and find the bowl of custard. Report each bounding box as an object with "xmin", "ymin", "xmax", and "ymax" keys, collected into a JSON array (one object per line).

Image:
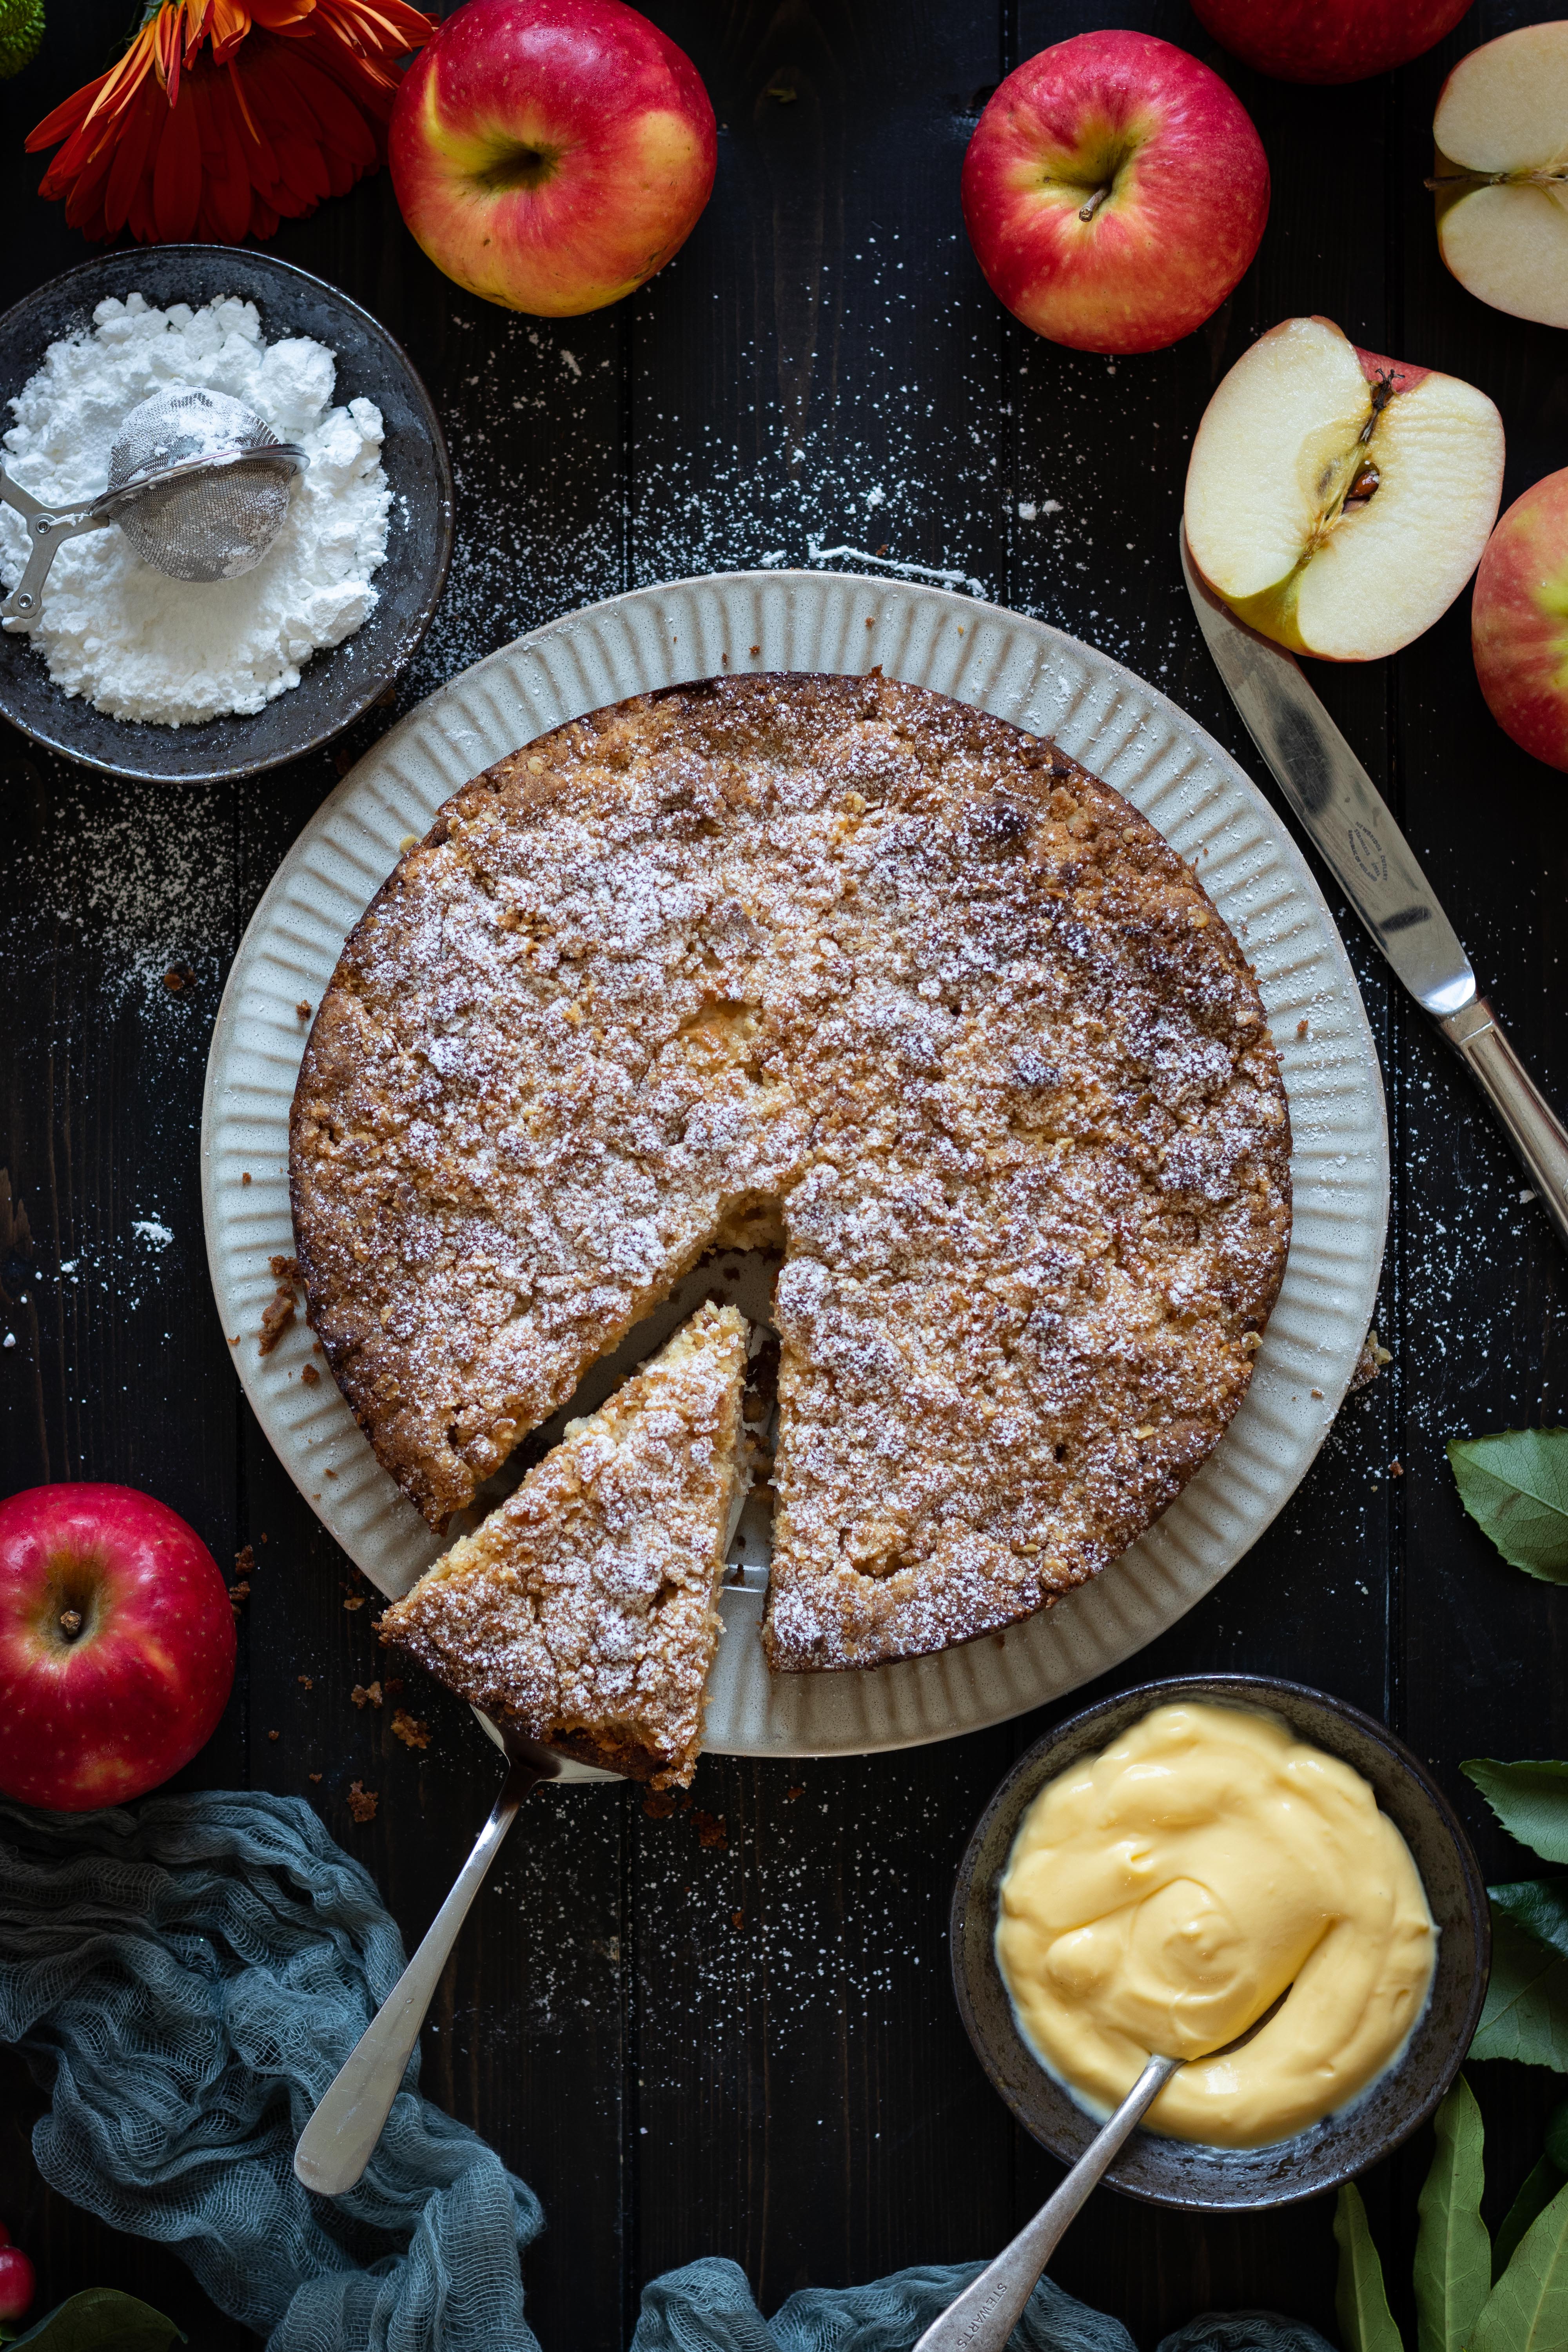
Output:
[{"xmin": 950, "ymin": 1675, "xmax": 1490, "ymax": 2208}]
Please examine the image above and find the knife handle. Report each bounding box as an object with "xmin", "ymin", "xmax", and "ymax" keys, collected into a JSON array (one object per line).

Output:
[{"xmin": 1439, "ymin": 996, "xmax": 1568, "ymax": 1254}]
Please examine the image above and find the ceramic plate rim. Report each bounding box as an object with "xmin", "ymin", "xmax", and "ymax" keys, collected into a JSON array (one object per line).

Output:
[{"xmin": 200, "ymin": 567, "xmax": 1389, "ymax": 1763}]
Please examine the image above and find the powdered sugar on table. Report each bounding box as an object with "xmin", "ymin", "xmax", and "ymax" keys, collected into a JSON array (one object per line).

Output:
[{"xmin": 0, "ymin": 292, "xmax": 390, "ymax": 726}]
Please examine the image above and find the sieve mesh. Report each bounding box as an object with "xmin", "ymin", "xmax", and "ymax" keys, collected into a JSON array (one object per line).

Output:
[{"xmin": 108, "ymin": 386, "xmax": 300, "ymax": 583}]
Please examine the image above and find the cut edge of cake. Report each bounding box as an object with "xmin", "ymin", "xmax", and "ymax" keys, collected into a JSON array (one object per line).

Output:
[{"xmin": 378, "ymin": 1299, "xmax": 751, "ymax": 1788}]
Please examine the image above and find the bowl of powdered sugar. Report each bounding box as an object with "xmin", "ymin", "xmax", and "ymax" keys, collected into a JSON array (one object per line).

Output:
[{"xmin": 0, "ymin": 247, "xmax": 452, "ymax": 783}]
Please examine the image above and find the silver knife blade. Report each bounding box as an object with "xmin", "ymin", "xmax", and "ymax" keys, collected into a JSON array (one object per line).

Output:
[{"xmin": 1178, "ymin": 526, "xmax": 1475, "ymax": 1020}]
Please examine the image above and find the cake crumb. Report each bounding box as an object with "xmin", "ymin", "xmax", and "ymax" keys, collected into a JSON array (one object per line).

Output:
[
  {"xmin": 267, "ymin": 1729, "xmax": 280, "ymax": 1742},
  {"xmin": 344, "ymin": 1594, "xmax": 365, "ymax": 1611},
  {"xmin": 351, "ymin": 1680, "xmax": 383, "ymax": 1709},
  {"xmin": 297, "ymin": 1002, "xmax": 312, "ymax": 1019},
  {"xmin": 308, "ymin": 1772, "xmax": 322, "ymax": 1784},
  {"xmin": 642, "ymin": 1789, "xmax": 689, "ymax": 1820},
  {"xmin": 258, "ymin": 1289, "xmax": 295, "ymax": 1354},
  {"xmin": 298, "ymin": 1674, "xmax": 314, "ymax": 1688},
  {"xmin": 391, "ymin": 1709, "xmax": 430, "ymax": 1749},
  {"xmin": 301, "ymin": 1363, "xmax": 320, "ymax": 1386},
  {"xmin": 693, "ymin": 1809, "xmax": 728, "ymax": 1849},
  {"xmin": 347, "ymin": 1781, "xmax": 378, "ymax": 1823}
]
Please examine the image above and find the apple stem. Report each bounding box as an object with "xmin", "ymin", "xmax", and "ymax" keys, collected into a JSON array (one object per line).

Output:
[
  {"xmin": 58, "ymin": 1608, "xmax": 82, "ymax": 1638},
  {"xmin": 1078, "ymin": 185, "xmax": 1111, "ymax": 224}
]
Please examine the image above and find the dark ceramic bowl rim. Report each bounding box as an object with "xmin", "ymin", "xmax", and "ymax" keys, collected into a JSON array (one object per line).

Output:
[
  {"xmin": 0, "ymin": 245, "xmax": 454, "ymax": 784},
  {"xmin": 949, "ymin": 1673, "xmax": 1490, "ymax": 2211}
]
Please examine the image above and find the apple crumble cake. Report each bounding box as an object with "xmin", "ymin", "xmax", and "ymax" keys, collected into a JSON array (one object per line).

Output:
[
  {"xmin": 292, "ymin": 671, "xmax": 1291, "ymax": 1672},
  {"xmin": 378, "ymin": 1301, "xmax": 750, "ymax": 1785}
]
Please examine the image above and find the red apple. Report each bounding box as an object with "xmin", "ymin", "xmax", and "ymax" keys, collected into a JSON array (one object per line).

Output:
[
  {"xmin": 1185, "ymin": 315, "xmax": 1503, "ymax": 661},
  {"xmin": 0, "ymin": 1485, "xmax": 235, "ymax": 1812},
  {"xmin": 1191, "ymin": 0, "xmax": 1474, "ymax": 85},
  {"xmin": 0, "ymin": 2243, "xmax": 34, "ymax": 2325},
  {"xmin": 1472, "ymin": 471, "xmax": 1568, "ymax": 772},
  {"xmin": 960, "ymin": 32, "xmax": 1269, "ymax": 356},
  {"xmin": 389, "ymin": 0, "xmax": 716, "ymax": 317}
]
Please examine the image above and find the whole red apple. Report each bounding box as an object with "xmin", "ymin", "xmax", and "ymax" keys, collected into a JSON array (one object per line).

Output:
[
  {"xmin": 0, "ymin": 1485, "xmax": 235, "ymax": 1812},
  {"xmin": 389, "ymin": 0, "xmax": 716, "ymax": 316},
  {"xmin": 1472, "ymin": 470, "xmax": 1568, "ymax": 772},
  {"xmin": 960, "ymin": 32, "xmax": 1269, "ymax": 356},
  {"xmin": 0, "ymin": 2240, "xmax": 34, "ymax": 2325},
  {"xmin": 1190, "ymin": 0, "xmax": 1473, "ymax": 85}
]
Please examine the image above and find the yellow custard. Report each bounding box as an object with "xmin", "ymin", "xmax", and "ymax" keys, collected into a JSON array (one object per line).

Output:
[{"xmin": 995, "ymin": 1701, "xmax": 1437, "ymax": 2148}]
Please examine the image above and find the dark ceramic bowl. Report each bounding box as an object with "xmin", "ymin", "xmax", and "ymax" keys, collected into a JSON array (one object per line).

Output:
[
  {"xmin": 951, "ymin": 1675, "xmax": 1489, "ymax": 2210},
  {"xmin": 0, "ymin": 247, "xmax": 452, "ymax": 783}
]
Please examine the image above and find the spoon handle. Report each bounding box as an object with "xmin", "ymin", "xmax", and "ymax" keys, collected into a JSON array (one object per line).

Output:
[
  {"xmin": 911, "ymin": 2054, "xmax": 1180, "ymax": 2352},
  {"xmin": 293, "ymin": 1756, "xmax": 549, "ymax": 2196}
]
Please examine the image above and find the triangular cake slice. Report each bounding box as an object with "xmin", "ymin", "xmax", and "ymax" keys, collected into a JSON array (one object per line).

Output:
[{"xmin": 379, "ymin": 1301, "xmax": 750, "ymax": 1788}]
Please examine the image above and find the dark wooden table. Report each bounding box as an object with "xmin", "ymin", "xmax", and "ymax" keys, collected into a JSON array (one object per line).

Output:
[{"xmin": 4, "ymin": 3, "xmax": 1567, "ymax": 2345}]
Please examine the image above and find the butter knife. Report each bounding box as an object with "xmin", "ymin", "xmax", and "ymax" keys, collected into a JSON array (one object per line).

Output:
[{"xmin": 1180, "ymin": 525, "xmax": 1568, "ymax": 1254}]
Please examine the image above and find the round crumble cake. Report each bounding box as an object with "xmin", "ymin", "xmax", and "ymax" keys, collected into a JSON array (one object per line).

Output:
[{"xmin": 290, "ymin": 670, "xmax": 1292, "ymax": 1672}]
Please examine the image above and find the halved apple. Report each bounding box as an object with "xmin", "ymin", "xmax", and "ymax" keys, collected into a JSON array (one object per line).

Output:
[
  {"xmin": 1184, "ymin": 316, "xmax": 1504, "ymax": 662},
  {"xmin": 1432, "ymin": 24, "xmax": 1568, "ymax": 330}
]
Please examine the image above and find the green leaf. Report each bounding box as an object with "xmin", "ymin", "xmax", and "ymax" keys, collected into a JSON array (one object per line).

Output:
[
  {"xmin": 1494, "ymin": 1881, "xmax": 1568, "ymax": 1964},
  {"xmin": 1415, "ymin": 2074, "xmax": 1490, "ymax": 2352},
  {"xmin": 1472, "ymin": 2175, "xmax": 1568, "ymax": 2352},
  {"xmin": 1448, "ymin": 1430, "xmax": 1568, "ymax": 1581},
  {"xmin": 1336, "ymin": 2179, "xmax": 1406, "ymax": 2352},
  {"xmin": 1497, "ymin": 2156, "xmax": 1566, "ymax": 2280},
  {"xmin": 1463, "ymin": 1761, "xmax": 1568, "ymax": 1865},
  {"xmin": 1470, "ymin": 1914, "xmax": 1568, "ymax": 2070},
  {"xmin": 6, "ymin": 2292, "xmax": 184, "ymax": 2352}
]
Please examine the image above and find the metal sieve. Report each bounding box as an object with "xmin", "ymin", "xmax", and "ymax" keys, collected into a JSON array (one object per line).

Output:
[{"xmin": 0, "ymin": 383, "xmax": 308, "ymax": 621}]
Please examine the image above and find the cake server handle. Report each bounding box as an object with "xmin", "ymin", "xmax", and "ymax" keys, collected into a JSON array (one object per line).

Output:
[
  {"xmin": 294, "ymin": 1730, "xmax": 559, "ymax": 2197},
  {"xmin": 910, "ymin": 2054, "xmax": 1180, "ymax": 2352},
  {"xmin": 0, "ymin": 468, "xmax": 105, "ymax": 621},
  {"xmin": 1439, "ymin": 996, "xmax": 1568, "ymax": 1255}
]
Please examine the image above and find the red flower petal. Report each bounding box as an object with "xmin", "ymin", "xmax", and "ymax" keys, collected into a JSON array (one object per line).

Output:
[
  {"xmin": 151, "ymin": 88, "xmax": 203, "ymax": 240},
  {"xmin": 102, "ymin": 81, "xmax": 165, "ymax": 236}
]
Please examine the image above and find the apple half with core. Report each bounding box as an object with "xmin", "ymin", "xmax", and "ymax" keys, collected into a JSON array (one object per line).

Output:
[
  {"xmin": 390, "ymin": 0, "xmax": 716, "ymax": 317},
  {"xmin": 0, "ymin": 1483, "xmax": 235, "ymax": 1811},
  {"xmin": 960, "ymin": 31, "xmax": 1269, "ymax": 355},
  {"xmin": 1472, "ymin": 470, "xmax": 1568, "ymax": 772},
  {"xmin": 1184, "ymin": 316, "xmax": 1504, "ymax": 662},
  {"xmin": 1432, "ymin": 24, "xmax": 1568, "ymax": 331},
  {"xmin": 1191, "ymin": 0, "xmax": 1474, "ymax": 85}
]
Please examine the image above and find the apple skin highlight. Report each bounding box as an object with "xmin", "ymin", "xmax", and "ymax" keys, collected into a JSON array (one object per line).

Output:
[
  {"xmin": 1191, "ymin": 0, "xmax": 1473, "ymax": 86},
  {"xmin": 0, "ymin": 1483, "xmax": 236, "ymax": 1811},
  {"xmin": 1473, "ymin": 472, "xmax": 1568, "ymax": 773},
  {"xmin": 390, "ymin": 0, "xmax": 717, "ymax": 317},
  {"xmin": 960, "ymin": 32, "xmax": 1269, "ymax": 356}
]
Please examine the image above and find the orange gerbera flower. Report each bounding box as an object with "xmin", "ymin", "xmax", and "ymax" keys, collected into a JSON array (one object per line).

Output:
[{"xmin": 28, "ymin": 0, "xmax": 435, "ymax": 245}]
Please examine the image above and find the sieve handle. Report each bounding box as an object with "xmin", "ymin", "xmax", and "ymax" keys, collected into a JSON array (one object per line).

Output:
[{"xmin": 0, "ymin": 468, "xmax": 108, "ymax": 622}]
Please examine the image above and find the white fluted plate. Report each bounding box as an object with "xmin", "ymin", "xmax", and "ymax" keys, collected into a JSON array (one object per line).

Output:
[{"xmin": 201, "ymin": 571, "xmax": 1388, "ymax": 1765}]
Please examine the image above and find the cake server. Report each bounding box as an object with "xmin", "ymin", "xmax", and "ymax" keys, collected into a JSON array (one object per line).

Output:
[
  {"xmin": 294, "ymin": 1725, "xmax": 559, "ymax": 2197},
  {"xmin": 1180, "ymin": 525, "xmax": 1568, "ymax": 1253}
]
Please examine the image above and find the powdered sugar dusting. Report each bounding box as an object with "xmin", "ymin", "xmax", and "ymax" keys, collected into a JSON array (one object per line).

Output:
[{"xmin": 293, "ymin": 673, "xmax": 1291, "ymax": 1671}]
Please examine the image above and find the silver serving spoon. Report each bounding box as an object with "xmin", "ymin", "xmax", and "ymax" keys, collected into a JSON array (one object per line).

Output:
[
  {"xmin": 294, "ymin": 1725, "xmax": 559, "ymax": 2197},
  {"xmin": 0, "ymin": 384, "xmax": 307, "ymax": 621},
  {"xmin": 911, "ymin": 2053, "xmax": 1181, "ymax": 2352},
  {"xmin": 915, "ymin": 1991, "xmax": 1290, "ymax": 2352}
]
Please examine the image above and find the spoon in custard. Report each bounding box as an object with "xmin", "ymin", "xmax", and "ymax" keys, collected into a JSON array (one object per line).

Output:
[{"xmin": 911, "ymin": 2000, "xmax": 1286, "ymax": 2352}]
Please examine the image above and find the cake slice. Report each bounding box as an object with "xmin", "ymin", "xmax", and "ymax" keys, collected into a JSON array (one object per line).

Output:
[{"xmin": 379, "ymin": 1301, "xmax": 750, "ymax": 1788}]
